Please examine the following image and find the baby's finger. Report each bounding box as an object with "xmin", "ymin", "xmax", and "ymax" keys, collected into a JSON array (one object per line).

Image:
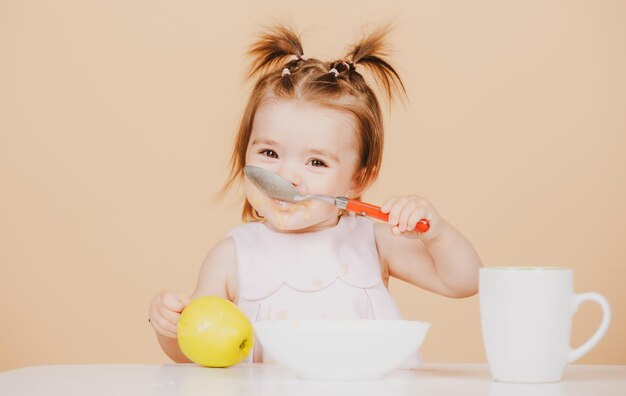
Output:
[
  {"xmin": 380, "ymin": 197, "xmax": 399, "ymax": 214},
  {"xmin": 155, "ymin": 307, "xmax": 180, "ymax": 334},
  {"xmin": 408, "ymin": 209, "xmax": 428, "ymax": 232},
  {"xmin": 178, "ymin": 294, "xmax": 191, "ymax": 308},
  {"xmin": 387, "ymin": 197, "xmax": 408, "ymax": 226},
  {"xmin": 161, "ymin": 292, "xmax": 189, "ymax": 313},
  {"xmin": 391, "ymin": 225, "xmax": 402, "ymax": 236},
  {"xmin": 397, "ymin": 201, "xmax": 419, "ymax": 232},
  {"xmin": 160, "ymin": 306, "xmax": 182, "ymax": 328},
  {"xmin": 151, "ymin": 317, "xmax": 177, "ymax": 339}
]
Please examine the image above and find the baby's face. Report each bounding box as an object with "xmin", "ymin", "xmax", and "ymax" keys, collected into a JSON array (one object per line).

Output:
[{"xmin": 244, "ymin": 99, "xmax": 361, "ymax": 233}]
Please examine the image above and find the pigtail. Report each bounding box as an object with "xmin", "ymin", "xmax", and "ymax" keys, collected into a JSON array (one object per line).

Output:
[
  {"xmin": 345, "ymin": 25, "xmax": 406, "ymax": 103},
  {"xmin": 247, "ymin": 25, "xmax": 304, "ymax": 78}
]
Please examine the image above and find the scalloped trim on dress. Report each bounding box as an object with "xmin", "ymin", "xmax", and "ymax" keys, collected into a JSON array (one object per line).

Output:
[{"xmin": 240, "ymin": 273, "xmax": 384, "ymax": 301}]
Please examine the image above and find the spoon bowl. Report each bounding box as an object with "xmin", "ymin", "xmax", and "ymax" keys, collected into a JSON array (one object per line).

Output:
[{"xmin": 244, "ymin": 166, "xmax": 335, "ymax": 205}]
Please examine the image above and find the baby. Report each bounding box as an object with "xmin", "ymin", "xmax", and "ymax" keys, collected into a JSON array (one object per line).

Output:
[{"xmin": 149, "ymin": 25, "xmax": 482, "ymax": 363}]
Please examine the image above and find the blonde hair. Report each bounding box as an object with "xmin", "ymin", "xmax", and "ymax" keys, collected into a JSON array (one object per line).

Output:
[{"xmin": 223, "ymin": 25, "xmax": 406, "ymax": 221}]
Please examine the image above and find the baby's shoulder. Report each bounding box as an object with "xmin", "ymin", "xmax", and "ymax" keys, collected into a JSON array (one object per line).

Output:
[
  {"xmin": 210, "ymin": 235, "xmax": 237, "ymax": 256},
  {"xmin": 200, "ymin": 236, "xmax": 237, "ymax": 273}
]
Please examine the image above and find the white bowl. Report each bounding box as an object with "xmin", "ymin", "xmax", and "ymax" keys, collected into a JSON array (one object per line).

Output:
[{"xmin": 254, "ymin": 319, "xmax": 430, "ymax": 381}]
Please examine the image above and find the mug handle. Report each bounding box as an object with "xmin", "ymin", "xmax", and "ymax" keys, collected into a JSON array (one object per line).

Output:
[{"xmin": 568, "ymin": 292, "xmax": 612, "ymax": 363}]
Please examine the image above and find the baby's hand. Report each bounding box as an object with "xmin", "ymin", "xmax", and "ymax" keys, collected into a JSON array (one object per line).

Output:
[
  {"xmin": 149, "ymin": 291, "xmax": 191, "ymax": 339},
  {"xmin": 381, "ymin": 195, "xmax": 442, "ymax": 239}
]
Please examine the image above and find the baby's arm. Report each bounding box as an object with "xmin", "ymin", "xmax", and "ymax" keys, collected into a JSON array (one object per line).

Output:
[
  {"xmin": 150, "ymin": 237, "xmax": 238, "ymax": 362},
  {"xmin": 375, "ymin": 196, "xmax": 482, "ymax": 297}
]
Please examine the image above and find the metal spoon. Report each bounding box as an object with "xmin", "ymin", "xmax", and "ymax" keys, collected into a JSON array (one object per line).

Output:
[{"xmin": 243, "ymin": 165, "xmax": 430, "ymax": 233}]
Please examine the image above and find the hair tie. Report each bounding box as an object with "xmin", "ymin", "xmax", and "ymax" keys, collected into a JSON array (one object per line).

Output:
[
  {"xmin": 281, "ymin": 68, "xmax": 291, "ymax": 77},
  {"xmin": 288, "ymin": 54, "xmax": 307, "ymax": 62},
  {"xmin": 329, "ymin": 68, "xmax": 339, "ymax": 77}
]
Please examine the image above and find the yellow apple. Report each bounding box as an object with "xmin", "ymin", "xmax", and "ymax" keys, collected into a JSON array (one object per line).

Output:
[{"xmin": 177, "ymin": 296, "xmax": 254, "ymax": 367}]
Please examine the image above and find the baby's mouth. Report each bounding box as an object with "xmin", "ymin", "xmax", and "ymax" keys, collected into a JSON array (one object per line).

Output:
[{"xmin": 271, "ymin": 198, "xmax": 295, "ymax": 210}]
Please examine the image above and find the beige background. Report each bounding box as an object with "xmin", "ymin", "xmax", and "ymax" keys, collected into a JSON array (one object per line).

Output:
[{"xmin": 1, "ymin": 1, "xmax": 625, "ymax": 371}]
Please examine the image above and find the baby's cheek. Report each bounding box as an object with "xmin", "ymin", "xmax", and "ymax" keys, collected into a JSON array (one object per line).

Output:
[{"xmin": 244, "ymin": 181, "xmax": 268, "ymax": 212}]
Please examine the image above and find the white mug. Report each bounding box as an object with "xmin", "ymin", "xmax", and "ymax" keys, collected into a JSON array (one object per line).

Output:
[{"xmin": 479, "ymin": 267, "xmax": 611, "ymax": 383}]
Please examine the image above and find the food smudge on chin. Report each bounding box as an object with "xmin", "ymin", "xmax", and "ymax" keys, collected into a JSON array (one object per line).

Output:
[
  {"xmin": 244, "ymin": 180, "xmax": 335, "ymax": 230},
  {"xmin": 245, "ymin": 182, "xmax": 301, "ymax": 230},
  {"xmin": 302, "ymin": 200, "xmax": 312, "ymax": 220}
]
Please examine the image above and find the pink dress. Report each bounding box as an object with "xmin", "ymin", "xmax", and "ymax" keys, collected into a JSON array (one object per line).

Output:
[{"xmin": 228, "ymin": 214, "xmax": 420, "ymax": 365}]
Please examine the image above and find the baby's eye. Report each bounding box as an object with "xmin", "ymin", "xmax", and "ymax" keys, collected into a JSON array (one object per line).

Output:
[
  {"xmin": 308, "ymin": 159, "xmax": 327, "ymax": 168},
  {"xmin": 260, "ymin": 149, "xmax": 278, "ymax": 159}
]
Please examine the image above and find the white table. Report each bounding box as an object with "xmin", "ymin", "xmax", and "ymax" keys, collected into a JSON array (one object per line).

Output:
[{"xmin": 1, "ymin": 363, "xmax": 625, "ymax": 395}]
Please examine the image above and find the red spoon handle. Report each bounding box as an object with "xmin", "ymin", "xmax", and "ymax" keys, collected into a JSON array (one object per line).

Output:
[{"xmin": 345, "ymin": 199, "xmax": 430, "ymax": 233}]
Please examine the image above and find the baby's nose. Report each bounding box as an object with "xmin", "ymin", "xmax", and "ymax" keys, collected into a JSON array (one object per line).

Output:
[{"xmin": 278, "ymin": 170, "xmax": 301, "ymax": 187}]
